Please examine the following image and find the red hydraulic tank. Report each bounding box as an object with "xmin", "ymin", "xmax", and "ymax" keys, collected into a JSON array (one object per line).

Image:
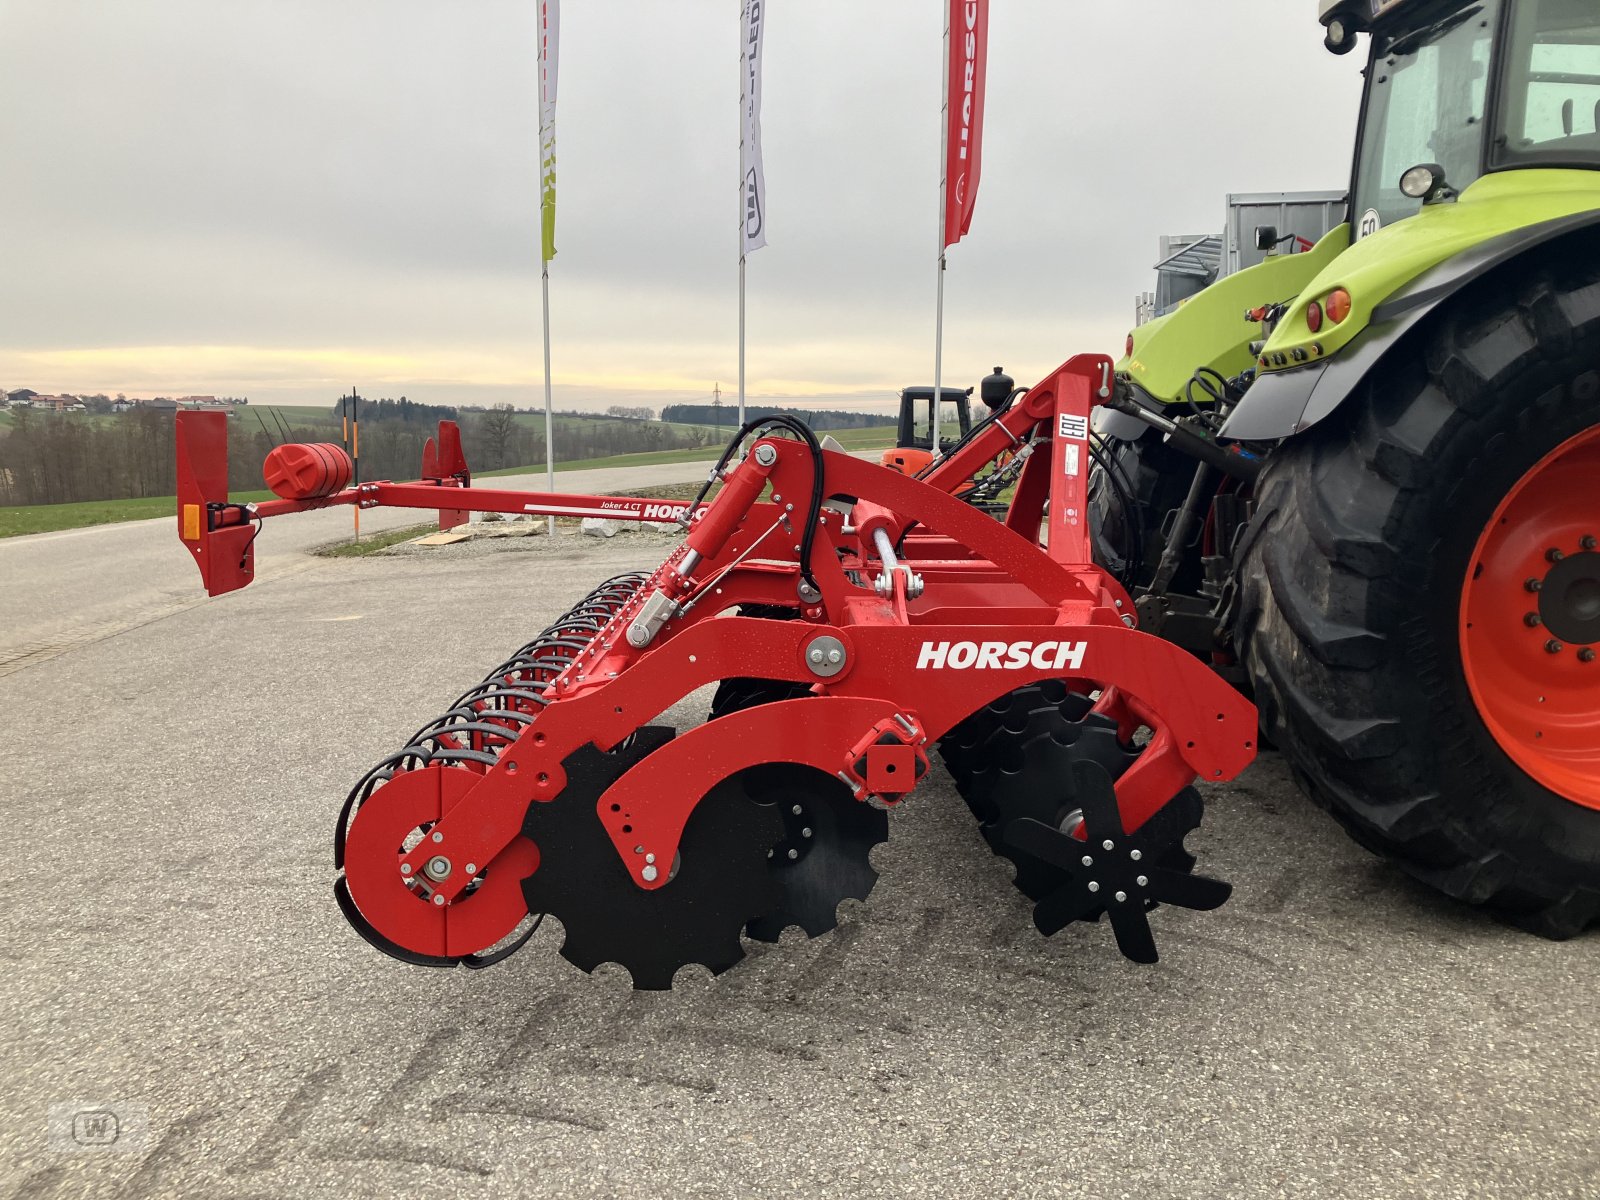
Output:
[{"xmin": 263, "ymin": 442, "xmax": 355, "ymax": 500}]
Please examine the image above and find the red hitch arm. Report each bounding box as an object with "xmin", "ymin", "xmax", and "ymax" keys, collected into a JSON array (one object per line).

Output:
[{"xmin": 175, "ymin": 410, "xmax": 710, "ymax": 597}]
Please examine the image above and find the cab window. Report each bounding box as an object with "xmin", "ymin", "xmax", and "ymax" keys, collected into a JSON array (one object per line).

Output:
[
  {"xmin": 1495, "ymin": 0, "xmax": 1600, "ymax": 165},
  {"xmin": 1353, "ymin": 4, "xmax": 1497, "ymax": 236}
]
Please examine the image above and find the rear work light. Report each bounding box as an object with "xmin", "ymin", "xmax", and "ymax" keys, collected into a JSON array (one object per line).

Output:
[{"xmin": 1325, "ymin": 289, "xmax": 1353, "ymax": 325}]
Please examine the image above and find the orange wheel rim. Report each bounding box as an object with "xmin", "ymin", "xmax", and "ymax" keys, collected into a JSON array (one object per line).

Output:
[{"xmin": 1460, "ymin": 425, "xmax": 1600, "ymax": 810}]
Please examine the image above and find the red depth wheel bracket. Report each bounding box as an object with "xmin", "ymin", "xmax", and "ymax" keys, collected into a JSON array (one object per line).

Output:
[{"xmin": 341, "ymin": 766, "xmax": 541, "ymax": 960}]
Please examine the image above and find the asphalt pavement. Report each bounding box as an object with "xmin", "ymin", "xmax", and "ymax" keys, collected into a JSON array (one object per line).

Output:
[
  {"xmin": 1, "ymin": 520, "xmax": 1596, "ymax": 1199},
  {"xmin": 0, "ymin": 459, "xmax": 720, "ymax": 679}
]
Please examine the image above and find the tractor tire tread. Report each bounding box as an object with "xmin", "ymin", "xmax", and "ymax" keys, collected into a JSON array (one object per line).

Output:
[{"xmin": 1238, "ymin": 241, "xmax": 1600, "ymax": 939}]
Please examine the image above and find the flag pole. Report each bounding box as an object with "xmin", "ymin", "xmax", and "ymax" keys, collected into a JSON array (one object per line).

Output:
[
  {"xmin": 738, "ymin": 258, "xmax": 747, "ymax": 431},
  {"xmin": 541, "ymin": 262, "xmax": 555, "ymax": 537},
  {"xmin": 737, "ymin": 0, "xmax": 768, "ymax": 430},
  {"xmin": 932, "ymin": 3, "xmax": 950, "ymax": 461},
  {"xmin": 537, "ymin": 1, "xmax": 558, "ymax": 536},
  {"xmin": 351, "ymin": 388, "xmax": 362, "ymax": 542},
  {"xmin": 737, "ymin": 4, "xmax": 747, "ymax": 431}
]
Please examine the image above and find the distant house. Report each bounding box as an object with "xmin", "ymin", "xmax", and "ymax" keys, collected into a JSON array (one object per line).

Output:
[
  {"xmin": 176, "ymin": 395, "xmax": 221, "ymax": 407},
  {"xmin": 144, "ymin": 398, "xmax": 179, "ymax": 410},
  {"xmin": 5, "ymin": 388, "xmax": 38, "ymax": 406},
  {"xmin": 111, "ymin": 400, "xmax": 133, "ymax": 413},
  {"xmin": 30, "ymin": 395, "xmax": 86, "ymax": 412}
]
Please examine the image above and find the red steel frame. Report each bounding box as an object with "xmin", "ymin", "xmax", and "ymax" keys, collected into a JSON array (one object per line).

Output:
[{"xmin": 176, "ymin": 354, "xmax": 1256, "ymax": 957}]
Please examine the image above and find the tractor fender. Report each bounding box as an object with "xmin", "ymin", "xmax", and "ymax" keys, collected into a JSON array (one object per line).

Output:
[{"xmin": 1219, "ymin": 209, "xmax": 1600, "ymax": 443}]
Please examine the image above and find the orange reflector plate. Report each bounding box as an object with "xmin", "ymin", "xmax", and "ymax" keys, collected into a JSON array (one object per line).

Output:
[{"xmin": 182, "ymin": 503, "xmax": 201, "ymax": 542}]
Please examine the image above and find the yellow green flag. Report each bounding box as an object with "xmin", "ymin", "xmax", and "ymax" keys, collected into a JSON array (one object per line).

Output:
[{"xmin": 538, "ymin": 1, "xmax": 559, "ymax": 263}]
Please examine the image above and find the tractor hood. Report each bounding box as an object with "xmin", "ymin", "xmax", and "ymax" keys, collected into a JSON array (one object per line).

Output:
[
  {"xmin": 1256, "ymin": 170, "xmax": 1600, "ymax": 375},
  {"xmin": 1116, "ymin": 229, "xmax": 1348, "ymax": 407},
  {"xmin": 1223, "ymin": 170, "xmax": 1600, "ymax": 441}
]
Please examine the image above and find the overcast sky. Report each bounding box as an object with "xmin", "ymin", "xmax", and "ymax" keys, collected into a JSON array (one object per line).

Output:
[{"xmin": 0, "ymin": 1, "xmax": 1363, "ymax": 414}]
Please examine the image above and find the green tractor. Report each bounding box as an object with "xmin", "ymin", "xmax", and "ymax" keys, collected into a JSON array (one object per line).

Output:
[{"xmin": 1095, "ymin": 0, "xmax": 1600, "ymax": 936}]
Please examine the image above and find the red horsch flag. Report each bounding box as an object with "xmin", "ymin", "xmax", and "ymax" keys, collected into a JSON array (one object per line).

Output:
[{"xmin": 943, "ymin": 0, "xmax": 989, "ymax": 249}]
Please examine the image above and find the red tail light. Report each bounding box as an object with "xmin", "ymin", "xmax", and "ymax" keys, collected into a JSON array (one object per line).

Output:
[
  {"xmin": 1125, "ymin": 334, "xmax": 1135, "ymax": 358},
  {"xmin": 1325, "ymin": 289, "xmax": 1353, "ymax": 325},
  {"xmin": 1305, "ymin": 301, "xmax": 1324, "ymax": 334}
]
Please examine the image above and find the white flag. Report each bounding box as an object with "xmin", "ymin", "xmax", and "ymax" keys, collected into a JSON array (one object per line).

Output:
[
  {"xmin": 538, "ymin": 0, "xmax": 559, "ymax": 262},
  {"xmin": 740, "ymin": 0, "xmax": 767, "ymax": 254}
]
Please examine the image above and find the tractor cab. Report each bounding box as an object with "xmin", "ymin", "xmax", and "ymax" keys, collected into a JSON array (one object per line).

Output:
[
  {"xmin": 1322, "ymin": 0, "xmax": 1600, "ymax": 239},
  {"xmin": 880, "ymin": 385, "xmax": 973, "ymax": 475}
]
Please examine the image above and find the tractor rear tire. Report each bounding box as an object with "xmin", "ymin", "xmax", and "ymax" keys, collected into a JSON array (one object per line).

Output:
[
  {"xmin": 1236, "ymin": 248, "xmax": 1600, "ymax": 938},
  {"xmin": 1090, "ymin": 427, "xmax": 1201, "ymax": 592}
]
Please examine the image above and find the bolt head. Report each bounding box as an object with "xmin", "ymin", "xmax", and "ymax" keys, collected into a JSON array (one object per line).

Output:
[
  {"xmin": 400, "ymin": 864, "xmax": 413, "ymax": 875},
  {"xmin": 1114, "ymin": 891, "xmax": 1127, "ymax": 903},
  {"xmin": 792, "ymin": 804, "xmax": 804, "ymax": 816},
  {"xmin": 1525, "ymin": 612, "xmax": 1543, "ymax": 627},
  {"xmin": 432, "ymin": 894, "xmax": 446, "ymax": 906},
  {"xmin": 1136, "ymin": 875, "xmax": 1149, "ymax": 887},
  {"xmin": 1546, "ymin": 639, "xmax": 1565, "ymax": 654},
  {"xmin": 431, "ymin": 831, "xmax": 444, "ymax": 843},
  {"xmin": 1102, "ymin": 839, "xmax": 1115, "ymax": 851},
  {"xmin": 801, "ymin": 827, "xmax": 813, "ymax": 838},
  {"xmin": 827, "ymin": 649, "xmax": 843, "ymax": 664},
  {"xmin": 641, "ymin": 864, "xmax": 659, "ymax": 882},
  {"xmin": 787, "ymin": 848, "xmax": 799, "ymax": 860},
  {"xmin": 465, "ymin": 863, "xmax": 477, "ymax": 875},
  {"xmin": 809, "ymin": 648, "xmax": 825, "ymax": 663},
  {"xmin": 1525, "ymin": 578, "xmax": 1544, "ymax": 593},
  {"xmin": 1581, "ymin": 648, "xmax": 1596, "ymax": 664},
  {"xmin": 1130, "ymin": 849, "xmax": 1143, "ymax": 862},
  {"xmin": 1547, "ymin": 548, "xmax": 1565, "ymax": 563},
  {"xmin": 1081, "ymin": 855, "xmax": 1094, "ymax": 867},
  {"xmin": 1582, "ymin": 535, "xmax": 1597, "ymax": 552},
  {"xmin": 1087, "ymin": 881, "xmax": 1101, "ymax": 893},
  {"xmin": 645, "ymin": 853, "xmax": 656, "ymax": 864}
]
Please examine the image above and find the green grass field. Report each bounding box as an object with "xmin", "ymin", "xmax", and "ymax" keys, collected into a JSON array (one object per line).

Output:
[
  {"xmin": 477, "ymin": 425, "xmax": 895, "ymax": 479},
  {"xmin": 314, "ymin": 523, "xmax": 438, "ymax": 557},
  {"xmin": 480, "ymin": 445, "xmax": 723, "ymax": 478},
  {"xmin": 0, "ymin": 418, "xmax": 895, "ymax": 538},
  {"xmin": 0, "ymin": 489, "xmax": 277, "ymax": 538}
]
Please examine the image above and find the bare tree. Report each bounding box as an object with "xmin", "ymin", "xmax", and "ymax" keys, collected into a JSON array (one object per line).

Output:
[{"xmin": 480, "ymin": 404, "xmax": 519, "ymax": 469}]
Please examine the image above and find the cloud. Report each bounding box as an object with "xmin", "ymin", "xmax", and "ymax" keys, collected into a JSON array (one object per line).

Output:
[{"xmin": 0, "ymin": 0, "xmax": 1361, "ymax": 409}]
